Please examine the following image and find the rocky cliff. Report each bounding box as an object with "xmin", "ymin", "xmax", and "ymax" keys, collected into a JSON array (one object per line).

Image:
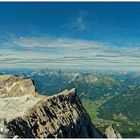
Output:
[{"xmin": 0, "ymin": 75, "xmax": 104, "ymax": 138}]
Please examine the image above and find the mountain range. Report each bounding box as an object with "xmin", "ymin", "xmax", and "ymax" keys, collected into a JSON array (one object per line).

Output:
[{"xmin": 0, "ymin": 69, "xmax": 140, "ymax": 138}]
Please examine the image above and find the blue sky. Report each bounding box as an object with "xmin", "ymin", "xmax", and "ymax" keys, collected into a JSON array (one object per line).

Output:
[{"xmin": 1, "ymin": 2, "xmax": 140, "ymax": 71}]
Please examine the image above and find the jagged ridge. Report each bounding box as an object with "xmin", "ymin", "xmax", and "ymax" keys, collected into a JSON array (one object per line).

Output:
[{"xmin": 0, "ymin": 75, "xmax": 104, "ymax": 138}]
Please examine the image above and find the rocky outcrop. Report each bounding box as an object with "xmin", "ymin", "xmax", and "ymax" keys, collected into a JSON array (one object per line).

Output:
[
  {"xmin": 105, "ymin": 125, "xmax": 122, "ymax": 138},
  {"xmin": 0, "ymin": 75, "xmax": 104, "ymax": 138},
  {"xmin": 0, "ymin": 75, "xmax": 41, "ymax": 125},
  {"xmin": 0, "ymin": 75, "xmax": 36, "ymax": 97}
]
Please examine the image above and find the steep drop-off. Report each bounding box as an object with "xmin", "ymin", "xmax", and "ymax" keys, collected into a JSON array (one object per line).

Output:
[{"xmin": 0, "ymin": 75, "xmax": 104, "ymax": 138}]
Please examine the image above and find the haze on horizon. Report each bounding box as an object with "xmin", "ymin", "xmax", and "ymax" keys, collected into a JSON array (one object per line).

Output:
[{"xmin": 1, "ymin": 2, "xmax": 140, "ymax": 71}]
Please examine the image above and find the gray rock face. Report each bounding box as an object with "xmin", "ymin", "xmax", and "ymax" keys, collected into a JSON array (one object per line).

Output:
[
  {"xmin": 105, "ymin": 125, "xmax": 122, "ymax": 138},
  {"xmin": 0, "ymin": 75, "xmax": 104, "ymax": 138},
  {"xmin": 0, "ymin": 75, "xmax": 41, "ymax": 129},
  {"xmin": 0, "ymin": 75, "xmax": 36, "ymax": 97}
]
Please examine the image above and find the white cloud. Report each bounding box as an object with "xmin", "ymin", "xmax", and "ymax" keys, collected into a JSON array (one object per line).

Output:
[
  {"xmin": 62, "ymin": 11, "xmax": 89, "ymax": 31},
  {"xmin": 1, "ymin": 35, "xmax": 140, "ymax": 71}
]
